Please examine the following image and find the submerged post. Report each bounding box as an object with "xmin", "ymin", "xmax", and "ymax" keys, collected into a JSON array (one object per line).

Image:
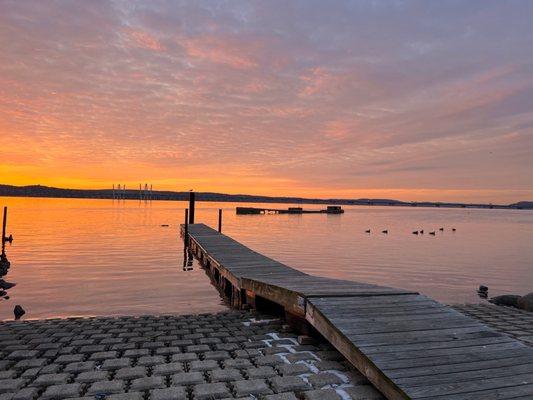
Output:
[
  {"xmin": 218, "ymin": 209, "xmax": 222, "ymax": 233},
  {"xmin": 189, "ymin": 191, "xmax": 195, "ymax": 224}
]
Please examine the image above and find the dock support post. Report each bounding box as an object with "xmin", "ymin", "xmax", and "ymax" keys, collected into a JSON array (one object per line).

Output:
[
  {"xmin": 184, "ymin": 209, "xmax": 189, "ymax": 247},
  {"xmin": 218, "ymin": 209, "xmax": 222, "ymax": 233},
  {"xmin": 189, "ymin": 192, "xmax": 195, "ymax": 224}
]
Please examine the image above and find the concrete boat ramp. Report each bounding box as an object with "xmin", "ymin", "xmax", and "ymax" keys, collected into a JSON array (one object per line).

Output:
[{"xmin": 185, "ymin": 223, "xmax": 533, "ymax": 400}]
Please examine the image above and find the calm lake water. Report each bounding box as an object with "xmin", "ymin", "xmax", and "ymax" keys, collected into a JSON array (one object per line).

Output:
[{"xmin": 1, "ymin": 197, "xmax": 532, "ymax": 320}]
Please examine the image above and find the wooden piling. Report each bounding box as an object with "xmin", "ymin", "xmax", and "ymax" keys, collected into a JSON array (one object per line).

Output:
[
  {"xmin": 1, "ymin": 207, "xmax": 6, "ymax": 256},
  {"xmin": 188, "ymin": 192, "xmax": 195, "ymax": 224},
  {"xmin": 184, "ymin": 209, "xmax": 189, "ymax": 248},
  {"xmin": 218, "ymin": 209, "xmax": 222, "ymax": 233}
]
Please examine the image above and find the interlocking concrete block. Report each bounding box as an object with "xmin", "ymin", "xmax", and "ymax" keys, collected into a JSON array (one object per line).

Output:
[
  {"xmin": 89, "ymin": 351, "xmax": 117, "ymax": 361},
  {"xmin": 223, "ymin": 358, "xmax": 253, "ymax": 369},
  {"xmin": 185, "ymin": 344, "xmax": 210, "ymax": 353},
  {"xmin": 41, "ymin": 383, "xmax": 82, "ymax": 399},
  {"xmin": 30, "ymin": 373, "xmax": 70, "ymax": 387},
  {"xmin": 263, "ymin": 347, "xmax": 287, "ymax": 355},
  {"xmin": 137, "ymin": 356, "xmax": 166, "ymax": 367},
  {"xmin": 130, "ymin": 376, "xmax": 166, "ymax": 391},
  {"xmin": 79, "ymin": 345, "xmax": 106, "ymax": 354},
  {"xmin": 170, "ymin": 353, "xmax": 198, "ymax": 363},
  {"xmin": 55, "ymin": 355, "xmax": 84, "ymax": 364},
  {"xmin": 214, "ymin": 343, "xmax": 239, "ymax": 352},
  {"xmin": 87, "ymin": 380, "xmax": 125, "ymax": 395},
  {"xmin": 255, "ymin": 355, "xmax": 285, "ymax": 367},
  {"xmin": 107, "ymin": 393, "xmax": 144, "ymax": 400},
  {"xmin": 149, "ymin": 386, "xmax": 188, "ymax": 400},
  {"xmin": 265, "ymin": 392, "xmax": 299, "ymax": 400},
  {"xmin": 246, "ymin": 366, "xmax": 278, "ymax": 379},
  {"xmin": 7, "ymin": 351, "xmax": 39, "ymax": 361},
  {"xmin": 0, "ymin": 362, "xmax": 13, "ymax": 372},
  {"xmin": 270, "ymin": 376, "xmax": 311, "ymax": 393},
  {"xmin": 63, "ymin": 361, "xmax": 95, "ymax": 374},
  {"xmin": 0, "ymin": 373, "xmax": 15, "ymax": 381},
  {"xmin": 344, "ymin": 385, "xmax": 384, "ymax": 400},
  {"xmin": 285, "ymin": 353, "xmax": 316, "ymax": 363},
  {"xmin": 13, "ymin": 359, "xmax": 47, "ymax": 371},
  {"xmin": 114, "ymin": 367, "xmax": 147, "ymax": 380},
  {"xmin": 233, "ymin": 379, "xmax": 272, "ymax": 397},
  {"xmin": 313, "ymin": 361, "xmax": 345, "ymax": 372},
  {"xmin": 276, "ymin": 364, "xmax": 310, "ymax": 376},
  {"xmin": 152, "ymin": 362, "xmax": 184, "ymax": 376},
  {"xmin": 155, "ymin": 347, "xmax": 182, "ymax": 356},
  {"xmin": 304, "ymin": 389, "xmax": 341, "ymax": 400},
  {"xmin": 0, "ymin": 379, "xmax": 25, "ymax": 394},
  {"xmin": 75, "ymin": 370, "xmax": 109, "ymax": 383},
  {"xmin": 189, "ymin": 360, "xmax": 219, "ymax": 372},
  {"xmin": 203, "ymin": 351, "xmax": 230, "ymax": 361},
  {"xmin": 193, "ymin": 382, "xmax": 230, "ymax": 400},
  {"xmin": 11, "ymin": 386, "xmax": 40, "ymax": 400},
  {"xmin": 234, "ymin": 349, "xmax": 261, "ymax": 359},
  {"xmin": 209, "ymin": 368, "xmax": 242, "ymax": 382},
  {"xmin": 171, "ymin": 372, "xmax": 205, "ymax": 386},
  {"xmin": 123, "ymin": 349, "xmax": 150, "ymax": 358},
  {"xmin": 308, "ymin": 373, "xmax": 343, "ymax": 389},
  {"xmin": 101, "ymin": 358, "xmax": 132, "ymax": 371}
]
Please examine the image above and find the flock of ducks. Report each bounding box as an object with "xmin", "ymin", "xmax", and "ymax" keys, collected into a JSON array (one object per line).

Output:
[{"xmin": 365, "ymin": 227, "xmax": 456, "ymax": 235}]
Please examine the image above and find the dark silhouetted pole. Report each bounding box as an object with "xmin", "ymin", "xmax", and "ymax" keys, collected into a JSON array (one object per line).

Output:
[
  {"xmin": 184, "ymin": 208, "xmax": 189, "ymax": 247},
  {"xmin": 189, "ymin": 191, "xmax": 195, "ymax": 224},
  {"xmin": 2, "ymin": 207, "xmax": 8, "ymax": 258},
  {"xmin": 218, "ymin": 209, "xmax": 222, "ymax": 233},
  {"xmin": 1, "ymin": 207, "xmax": 7, "ymax": 257}
]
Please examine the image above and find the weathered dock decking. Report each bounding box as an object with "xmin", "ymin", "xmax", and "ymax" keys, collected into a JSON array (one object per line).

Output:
[{"xmin": 184, "ymin": 223, "xmax": 533, "ymax": 400}]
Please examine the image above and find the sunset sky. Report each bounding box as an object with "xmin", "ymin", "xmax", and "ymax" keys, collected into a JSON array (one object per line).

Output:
[{"xmin": 1, "ymin": 0, "xmax": 532, "ymax": 203}]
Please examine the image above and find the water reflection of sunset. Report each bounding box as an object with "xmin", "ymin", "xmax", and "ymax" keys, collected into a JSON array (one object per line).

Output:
[{"xmin": 1, "ymin": 197, "xmax": 532, "ymax": 320}]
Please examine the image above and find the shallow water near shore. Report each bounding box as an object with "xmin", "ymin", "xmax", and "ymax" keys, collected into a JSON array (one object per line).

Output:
[{"xmin": 1, "ymin": 197, "xmax": 532, "ymax": 320}]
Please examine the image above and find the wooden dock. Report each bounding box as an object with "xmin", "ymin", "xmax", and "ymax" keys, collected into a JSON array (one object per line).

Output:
[
  {"xmin": 183, "ymin": 223, "xmax": 533, "ymax": 399},
  {"xmin": 236, "ymin": 205, "xmax": 344, "ymax": 215}
]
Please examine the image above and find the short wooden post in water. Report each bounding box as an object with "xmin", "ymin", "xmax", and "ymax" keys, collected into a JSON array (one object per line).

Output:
[
  {"xmin": 1, "ymin": 207, "xmax": 7, "ymax": 257},
  {"xmin": 218, "ymin": 209, "xmax": 222, "ymax": 233},
  {"xmin": 188, "ymin": 191, "xmax": 195, "ymax": 224}
]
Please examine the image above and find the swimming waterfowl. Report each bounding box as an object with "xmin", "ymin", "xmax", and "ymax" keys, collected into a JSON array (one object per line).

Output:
[{"xmin": 429, "ymin": 231, "xmax": 436, "ymax": 235}]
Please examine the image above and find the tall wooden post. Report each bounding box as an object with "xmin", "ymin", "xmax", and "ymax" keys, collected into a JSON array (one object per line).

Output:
[
  {"xmin": 218, "ymin": 209, "xmax": 222, "ymax": 233},
  {"xmin": 189, "ymin": 192, "xmax": 195, "ymax": 224},
  {"xmin": 1, "ymin": 207, "xmax": 6, "ymax": 257},
  {"xmin": 184, "ymin": 208, "xmax": 189, "ymax": 248}
]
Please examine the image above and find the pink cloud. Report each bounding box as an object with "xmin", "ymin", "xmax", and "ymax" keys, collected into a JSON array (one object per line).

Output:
[
  {"xmin": 126, "ymin": 29, "xmax": 164, "ymax": 51},
  {"xmin": 183, "ymin": 35, "xmax": 258, "ymax": 69}
]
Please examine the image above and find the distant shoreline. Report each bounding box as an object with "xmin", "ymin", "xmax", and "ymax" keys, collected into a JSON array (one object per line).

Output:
[{"xmin": 1, "ymin": 184, "xmax": 532, "ymax": 210}]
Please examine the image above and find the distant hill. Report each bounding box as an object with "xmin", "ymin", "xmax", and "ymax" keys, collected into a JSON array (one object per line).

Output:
[
  {"xmin": 510, "ymin": 201, "xmax": 533, "ymax": 209},
  {"xmin": 0, "ymin": 184, "xmax": 526, "ymax": 210}
]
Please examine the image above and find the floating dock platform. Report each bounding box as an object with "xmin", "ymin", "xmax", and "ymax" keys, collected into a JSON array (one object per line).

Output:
[
  {"xmin": 236, "ymin": 205, "xmax": 344, "ymax": 215},
  {"xmin": 183, "ymin": 223, "xmax": 533, "ymax": 400}
]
